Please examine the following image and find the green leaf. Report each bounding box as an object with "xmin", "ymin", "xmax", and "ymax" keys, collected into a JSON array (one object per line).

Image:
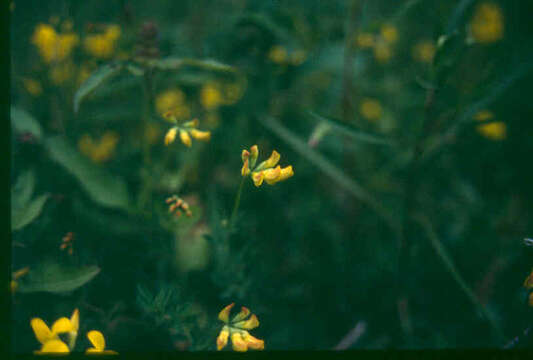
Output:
[
  {"xmin": 153, "ymin": 57, "xmax": 236, "ymax": 73},
  {"xmin": 11, "ymin": 169, "xmax": 36, "ymax": 210},
  {"xmin": 44, "ymin": 136, "xmax": 130, "ymax": 210},
  {"xmin": 74, "ymin": 63, "xmax": 123, "ymax": 114},
  {"xmin": 17, "ymin": 262, "xmax": 100, "ymax": 294},
  {"xmin": 11, "ymin": 194, "xmax": 49, "ymax": 231},
  {"xmin": 307, "ymin": 111, "xmax": 394, "ymax": 146},
  {"xmin": 11, "ymin": 107, "xmax": 43, "ymax": 140}
]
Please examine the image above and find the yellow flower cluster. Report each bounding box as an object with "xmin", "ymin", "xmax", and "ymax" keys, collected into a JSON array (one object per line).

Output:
[
  {"xmin": 359, "ymin": 98, "xmax": 383, "ymax": 121},
  {"xmin": 78, "ymin": 131, "xmax": 120, "ymax": 163},
  {"xmin": 31, "ymin": 309, "xmax": 117, "ymax": 354},
  {"xmin": 83, "ymin": 24, "xmax": 121, "ymax": 59},
  {"xmin": 164, "ymin": 114, "xmax": 211, "ymax": 148},
  {"xmin": 268, "ymin": 45, "xmax": 307, "ymax": 66},
  {"xmin": 200, "ymin": 81, "xmax": 246, "ymax": 111},
  {"xmin": 241, "ymin": 145, "xmax": 294, "ymax": 187},
  {"xmin": 156, "ymin": 88, "xmax": 191, "ymax": 120},
  {"xmin": 216, "ymin": 303, "xmax": 264, "ymax": 352},
  {"xmin": 411, "ymin": 40, "xmax": 436, "ymax": 63},
  {"xmin": 474, "ymin": 110, "xmax": 506, "ymax": 141},
  {"xmin": 470, "ymin": 2, "xmax": 504, "ymax": 44},
  {"xmin": 355, "ymin": 23, "xmax": 398, "ymax": 64},
  {"xmin": 31, "ymin": 23, "xmax": 79, "ymax": 63}
]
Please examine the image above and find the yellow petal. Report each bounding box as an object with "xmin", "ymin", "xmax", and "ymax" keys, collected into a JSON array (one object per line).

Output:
[
  {"xmin": 70, "ymin": 309, "xmax": 79, "ymax": 333},
  {"xmin": 241, "ymin": 159, "xmax": 250, "ymax": 176},
  {"xmin": 263, "ymin": 166, "xmax": 282, "ymax": 185},
  {"xmin": 216, "ymin": 328, "xmax": 229, "ymax": 350},
  {"xmin": 262, "ymin": 150, "xmax": 280, "ymax": 169},
  {"xmin": 278, "ymin": 165, "xmax": 294, "ymax": 182},
  {"xmin": 31, "ymin": 318, "xmax": 54, "ymax": 344},
  {"xmin": 234, "ymin": 314, "xmax": 259, "ymax": 330},
  {"xmin": 51, "ymin": 317, "xmax": 73, "ymax": 334},
  {"xmin": 37, "ymin": 339, "xmax": 70, "ymax": 353},
  {"xmin": 242, "ymin": 332, "xmax": 264, "ymax": 350},
  {"xmin": 241, "ymin": 149, "xmax": 250, "ymax": 163},
  {"xmin": 231, "ymin": 307, "xmax": 250, "ymax": 323},
  {"xmin": 86, "ymin": 348, "xmax": 101, "ymax": 354},
  {"xmin": 179, "ymin": 130, "xmax": 192, "ymax": 147},
  {"xmin": 189, "ymin": 129, "xmax": 211, "ymax": 141},
  {"xmin": 164, "ymin": 127, "xmax": 178, "ymax": 146},
  {"xmin": 231, "ymin": 333, "xmax": 248, "ymax": 352},
  {"xmin": 184, "ymin": 118, "xmax": 199, "ymax": 128},
  {"xmin": 251, "ymin": 171, "xmax": 264, "ymax": 187},
  {"xmin": 87, "ymin": 330, "xmax": 106, "ymax": 351},
  {"xmin": 218, "ymin": 303, "xmax": 235, "ymax": 323},
  {"xmin": 250, "ymin": 145, "xmax": 258, "ymax": 166}
]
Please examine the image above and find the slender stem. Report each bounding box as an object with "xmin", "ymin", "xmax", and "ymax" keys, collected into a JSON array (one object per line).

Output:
[
  {"xmin": 138, "ymin": 66, "xmax": 154, "ymax": 214},
  {"xmin": 229, "ymin": 176, "xmax": 246, "ymax": 228}
]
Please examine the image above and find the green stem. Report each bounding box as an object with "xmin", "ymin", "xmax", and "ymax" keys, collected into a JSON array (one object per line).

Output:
[
  {"xmin": 138, "ymin": 67, "xmax": 154, "ymax": 214},
  {"xmin": 229, "ymin": 176, "xmax": 246, "ymax": 229}
]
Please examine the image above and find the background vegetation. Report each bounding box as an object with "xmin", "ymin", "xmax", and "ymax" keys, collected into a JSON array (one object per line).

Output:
[{"xmin": 10, "ymin": 0, "xmax": 533, "ymax": 352}]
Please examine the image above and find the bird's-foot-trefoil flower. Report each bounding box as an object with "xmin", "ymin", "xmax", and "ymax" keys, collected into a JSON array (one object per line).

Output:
[
  {"xmin": 241, "ymin": 145, "xmax": 294, "ymax": 187},
  {"xmin": 31, "ymin": 308, "xmax": 79, "ymax": 354},
  {"xmin": 86, "ymin": 330, "xmax": 118, "ymax": 354},
  {"xmin": 163, "ymin": 112, "xmax": 211, "ymax": 148},
  {"xmin": 216, "ymin": 303, "xmax": 264, "ymax": 352}
]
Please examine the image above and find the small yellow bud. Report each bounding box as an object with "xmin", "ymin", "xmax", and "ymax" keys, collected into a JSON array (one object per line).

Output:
[
  {"xmin": 164, "ymin": 127, "xmax": 178, "ymax": 146},
  {"xmin": 252, "ymin": 171, "xmax": 265, "ymax": 187},
  {"xmin": 241, "ymin": 159, "xmax": 250, "ymax": 177},
  {"xmin": 189, "ymin": 129, "xmax": 211, "ymax": 141},
  {"xmin": 242, "ymin": 149, "xmax": 250, "ymax": 162},
  {"xmin": 250, "ymin": 145, "xmax": 259, "ymax": 166},
  {"xmin": 218, "ymin": 303, "xmax": 235, "ymax": 323},
  {"xmin": 179, "ymin": 130, "xmax": 192, "ymax": 147}
]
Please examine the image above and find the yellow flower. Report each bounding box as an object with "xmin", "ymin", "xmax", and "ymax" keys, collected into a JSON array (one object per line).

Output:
[
  {"xmin": 474, "ymin": 110, "xmax": 506, "ymax": 141},
  {"xmin": 31, "ymin": 24, "xmax": 79, "ymax": 63},
  {"xmin": 49, "ymin": 61, "xmax": 76, "ymax": 85},
  {"xmin": 78, "ymin": 132, "xmax": 119, "ymax": 163},
  {"xmin": 31, "ymin": 309, "xmax": 79, "ymax": 353},
  {"xmin": 380, "ymin": 24, "xmax": 398, "ymax": 44},
  {"xmin": 155, "ymin": 88, "xmax": 190, "ymax": 119},
  {"xmin": 470, "ymin": 2, "xmax": 504, "ymax": 44},
  {"xmin": 373, "ymin": 42, "xmax": 392, "ymax": 63},
  {"xmin": 359, "ymin": 98, "xmax": 383, "ymax": 121},
  {"xmin": 221, "ymin": 81, "xmax": 247, "ymax": 105},
  {"xmin": 241, "ymin": 145, "xmax": 293, "ymax": 187},
  {"xmin": 355, "ymin": 33, "xmax": 375, "ymax": 48},
  {"xmin": 268, "ymin": 45, "xmax": 288, "ymax": 64},
  {"xmin": 200, "ymin": 83, "xmax": 223, "ymax": 110},
  {"xmin": 412, "ymin": 40, "xmax": 436, "ymax": 63},
  {"xmin": 164, "ymin": 116, "xmax": 211, "ymax": 148},
  {"xmin": 22, "ymin": 78, "xmax": 43, "ymax": 96},
  {"xmin": 216, "ymin": 304, "xmax": 264, "ymax": 352},
  {"xmin": 83, "ymin": 25, "xmax": 121, "ymax": 59},
  {"xmin": 86, "ymin": 330, "xmax": 118, "ymax": 354}
]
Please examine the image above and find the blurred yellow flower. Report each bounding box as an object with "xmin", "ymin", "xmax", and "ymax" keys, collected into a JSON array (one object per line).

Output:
[
  {"xmin": 221, "ymin": 81, "xmax": 246, "ymax": 105},
  {"xmin": 200, "ymin": 83, "xmax": 223, "ymax": 110},
  {"xmin": 359, "ymin": 98, "xmax": 383, "ymax": 121},
  {"xmin": 49, "ymin": 61, "xmax": 76, "ymax": 85},
  {"xmin": 164, "ymin": 115, "xmax": 211, "ymax": 148},
  {"xmin": 31, "ymin": 309, "xmax": 79, "ymax": 354},
  {"xmin": 217, "ymin": 303, "xmax": 264, "ymax": 352},
  {"xmin": 241, "ymin": 145, "xmax": 294, "ymax": 187},
  {"xmin": 86, "ymin": 330, "xmax": 118, "ymax": 354},
  {"xmin": 31, "ymin": 23, "xmax": 79, "ymax": 63},
  {"xmin": 83, "ymin": 25, "xmax": 121, "ymax": 59},
  {"xmin": 155, "ymin": 88, "xmax": 190, "ymax": 120},
  {"xmin": 373, "ymin": 42, "xmax": 392, "ymax": 63},
  {"xmin": 412, "ymin": 40, "xmax": 436, "ymax": 63},
  {"xmin": 268, "ymin": 45, "xmax": 288, "ymax": 64},
  {"xmin": 474, "ymin": 110, "xmax": 506, "ymax": 141},
  {"xmin": 470, "ymin": 2, "xmax": 504, "ymax": 44},
  {"xmin": 356, "ymin": 33, "xmax": 375, "ymax": 48},
  {"xmin": 22, "ymin": 78, "xmax": 43, "ymax": 96},
  {"xmin": 78, "ymin": 132, "xmax": 119, "ymax": 163},
  {"xmin": 380, "ymin": 24, "xmax": 398, "ymax": 44}
]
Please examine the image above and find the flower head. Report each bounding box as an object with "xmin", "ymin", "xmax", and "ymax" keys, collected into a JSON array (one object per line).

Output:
[
  {"xmin": 86, "ymin": 330, "xmax": 118, "ymax": 354},
  {"xmin": 241, "ymin": 145, "xmax": 293, "ymax": 187},
  {"xmin": 31, "ymin": 309, "xmax": 79, "ymax": 353},
  {"xmin": 163, "ymin": 114, "xmax": 211, "ymax": 148},
  {"xmin": 200, "ymin": 83, "xmax": 223, "ymax": 110},
  {"xmin": 32, "ymin": 23, "xmax": 79, "ymax": 63},
  {"xmin": 84, "ymin": 24, "xmax": 122, "ymax": 59},
  {"xmin": 156, "ymin": 88, "xmax": 190, "ymax": 120},
  {"xmin": 216, "ymin": 304, "xmax": 264, "ymax": 352}
]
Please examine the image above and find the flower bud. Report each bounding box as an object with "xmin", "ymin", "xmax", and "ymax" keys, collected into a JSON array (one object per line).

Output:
[
  {"xmin": 179, "ymin": 130, "xmax": 192, "ymax": 147},
  {"xmin": 164, "ymin": 127, "xmax": 178, "ymax": 145},
  {"xmin": 189, "ymin": 129, "xmax": 211, "ymax": 141}
]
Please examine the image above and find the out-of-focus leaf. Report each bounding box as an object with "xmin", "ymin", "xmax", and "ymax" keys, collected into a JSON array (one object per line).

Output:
[
  {"xmin": 446, "ymin": 0, "xmax": 476, "ymax": 35},
  {"xmin": 44, "ymin": 136, "xmax": 130, "ymax": 210},
  {"xmin": 17, "ymin": 262, "xmax": 100, "ymax": 294},
  {"xmin": 74, "ymin": 63, "xmax": 123, "ymax": 113},
  {"xmin": 260, "ymin": 116, "xmax": 400, "ymax": 234},
  {"xmin": 11, "ymin": 107, "xmax": 42, "ymax": 140},
  {"xmin": 308, "ymin": 112, "xmax": 394, "ymax": 146},
  {"xmin": 153, "ymin": 58, "xmax": 236, "ymax": 73},
  {"xmin": 11, "ymin": 169, "xmax": 36, "ymax": 209},
  {"xmin": 11, "ymin": 194, "xmax": 49, "ymax": 231}
]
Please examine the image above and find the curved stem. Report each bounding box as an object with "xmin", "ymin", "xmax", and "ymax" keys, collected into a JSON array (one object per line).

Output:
[{"xmin": 229, "ymin": 176, "xmax": 246, "ymax": 229}]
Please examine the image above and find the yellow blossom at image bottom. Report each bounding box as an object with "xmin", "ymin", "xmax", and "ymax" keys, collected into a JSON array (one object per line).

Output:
[
  {"xmin": 216, "ymin": 303, "xmax": 264, "ymax": 352},
  {"xmin": 86, "ymin": 330, "xmax": 118, "ymax": 354},
  {"xmin": 31, "ymin": 309, "xmax": 79, "ymax": 354}
]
